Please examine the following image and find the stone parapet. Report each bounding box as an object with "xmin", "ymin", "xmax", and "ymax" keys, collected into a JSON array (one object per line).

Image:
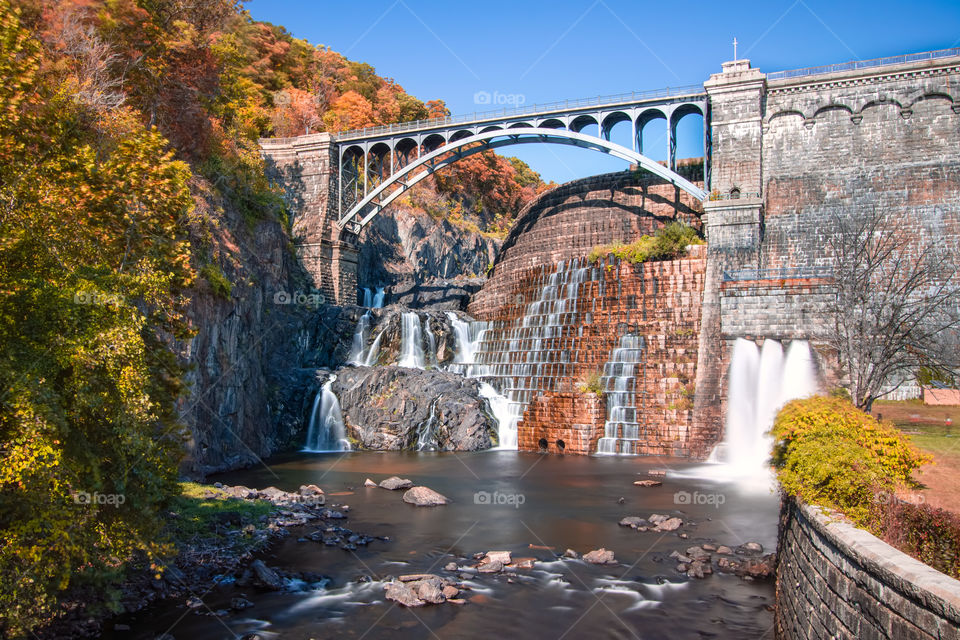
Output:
[{"xmin": 776, "ymin": 499, "xmax": 960, "ymax": 639}]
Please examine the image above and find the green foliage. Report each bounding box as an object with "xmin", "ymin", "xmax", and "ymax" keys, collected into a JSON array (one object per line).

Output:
[
  {"xmin": 917, "ymin": 366, "xmax": 956, "ymax": 388},
  {"xmin": 0, "ymin": 4, "xmax": 194, "ymax": 635},
  {"xmin": 168, "ymin": 483, "xmax": 272, "ymax": 551},
  {"xmin": 200, "ymin": 261, "xmax": 233, "ymax": 299},
  {"xmin": 771, "ymin": 396, "xmax": 931, "ymax": 527},
  {"xmin": 588, "ymin": 222, "xmax": 703, "ymax": 265},
  {"xmin": 578, "ymin": 370, "xmax": 604, "ymax": 395}
]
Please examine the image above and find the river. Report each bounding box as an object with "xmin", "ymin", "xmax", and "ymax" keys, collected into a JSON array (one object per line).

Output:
[{"xmin": 117, "ymin": 451, "xmax": 778, "ymax": 639}]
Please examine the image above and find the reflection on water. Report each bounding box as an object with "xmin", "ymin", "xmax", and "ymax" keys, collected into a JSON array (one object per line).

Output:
[{"xmin": 116, "ymin": 451, "xmax": 779, "ymax": 640}]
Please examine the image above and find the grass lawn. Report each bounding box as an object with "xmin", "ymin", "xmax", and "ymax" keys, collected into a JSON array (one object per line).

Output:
[{"xmin": 872, "ymin": 400, "xmax": 960, "ymax": 511}]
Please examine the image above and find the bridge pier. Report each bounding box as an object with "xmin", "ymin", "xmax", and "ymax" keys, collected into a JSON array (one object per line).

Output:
[{"xmin": 260, "ymin": 133, "xmax": 359, "ymax": 305}]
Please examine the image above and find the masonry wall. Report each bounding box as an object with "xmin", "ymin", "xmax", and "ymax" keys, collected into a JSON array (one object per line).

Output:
[
  {"xmin": 469, "ymin": 168, "xmax": 703, "ymax": 321},
  {"xmin": 776, "ymin": 499, "xmax": 960, "ymax": 640},
  {"xmin": 259, "ymin": 133, "xmax": 359, "ymax": 304},
  {"xmin": 482, "ymin": 249, "xmax": 707, "ymax": 457},
  {"xmin": 761, "ymin": 59, "xmax": 960, "ymax": 272}
]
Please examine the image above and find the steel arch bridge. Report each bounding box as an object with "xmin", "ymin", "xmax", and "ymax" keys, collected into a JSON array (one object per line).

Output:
[{"xmin": 333, "ymin": 85, "xmax": 709, "ymax": 233}]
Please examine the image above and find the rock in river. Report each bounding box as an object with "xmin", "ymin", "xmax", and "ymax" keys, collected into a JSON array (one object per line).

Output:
[
  {"xmin": 379, "ymin": 476, "xmax": 414, "ymax": 490},
  {"xmin": 403, "ymin": 486, "xmax": 451, "ymax": 506},
  {"xmin": 582, "ymin": 548, "xmax": 616, "ymax": 565}
]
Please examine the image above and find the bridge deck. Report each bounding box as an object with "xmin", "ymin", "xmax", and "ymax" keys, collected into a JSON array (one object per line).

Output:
[{"xmin": 334, "ymin": 84, "xmax": 706, "ymax": 143}]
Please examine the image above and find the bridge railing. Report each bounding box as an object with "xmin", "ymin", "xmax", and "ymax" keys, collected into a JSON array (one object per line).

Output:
[
  {"xmin": 767, "ymin": 47, "xmax": 960, "ymax": 81},
  {"xmin": 334, "ymin": 84, "xmax": 705, "ymax": 141},
  {"xmin": 722, "ymin": 267, "xmax": 834, "ymax": 282}
]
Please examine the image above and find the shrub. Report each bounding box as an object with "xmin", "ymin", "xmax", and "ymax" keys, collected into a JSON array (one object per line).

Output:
[
  {"xmin": 880, "ymin": 501, "xmax": 960, "ymax": 579},
  {"xmin": 771, "ymin": 396, "xmax": 931, "ymax": 527},
  {"xmin": 577, "ymin": 370, "xmax": 604, "ymax": 395},
  {"xmin": 588, "ymin": 222, "xmax": 703, "ymax": 265}
]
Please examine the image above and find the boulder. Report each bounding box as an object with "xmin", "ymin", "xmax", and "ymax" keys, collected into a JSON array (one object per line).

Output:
[
  {"xmin": 563, "ymin": 549, "xmax": 580, "ymax": 559},
  {"xmin": 655, "ymin": 517, "xmax": 683, "ymax": 532},
  {"xmin": 737, "ymin": 542, "xmax": 764, "ymax": 555},
  {"xmin": 364, "ymin": 478, "xmax": 378, "ymax": 488},
  {"xmin": 403, "ymin": 486, "xmax": 450, "ymax": 506},
  {"xmin": 483, "ymin": 551, "xmax": 512, "ymax": 565},
  {"xmin": 619, "ymin": 516, "xmax": 649, "ymax": 528},
  {"xmin": 384, "ymin": 580, "xmax": 424, "ymax": 607},
  {"xmin": 416, "ymin": 581, "xmax": 445, "ymax": 604},
  {"xmin": 332, "ymin": 365, "xmax": 497, "ymax": 451},
  {"xmin": 633, "ymin": 480, "xmax": 662, "ymax": 487},
  {"xmin": 736, "ymin": 554, "xmax": 776, "ymax": 579},
  {"xmin": 582, "ymin": 548, "xmax": 616, "ymax": 565},
  {"xmin": 299, "ymin": 484, "xmax": 324, "ymax": 497},
  {"xmin": 477, "ymin": 559, "xmax": 503, "ymax": 573},
  {"xmin": 716, "ymin": 545, "xmax": 734, "ymax": 555},
  {"xmin": 249, "ymin": 560, "xmax": 284, "ymax": 590},
  {"xmin": 379, "ymin": 476, "xmax": 414, "ymax": 490},
  {"xmin": 230, "ymin": 597, "xmax": 253, "ymax": 610}
]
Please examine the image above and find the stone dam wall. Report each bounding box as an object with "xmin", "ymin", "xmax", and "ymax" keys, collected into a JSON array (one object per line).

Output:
[{"xmin": 776, "ymin": 499, "xmax": 960, "ymax": 639}]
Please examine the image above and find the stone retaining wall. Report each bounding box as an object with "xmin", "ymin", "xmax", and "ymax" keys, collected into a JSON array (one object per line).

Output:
[{"xmin": 776, "ymin": 499, "xmax": 960, "ymax": 639}]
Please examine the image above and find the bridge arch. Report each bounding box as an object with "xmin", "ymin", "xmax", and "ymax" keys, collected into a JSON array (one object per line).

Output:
[{"xmin": 338, "ymin": 127, "xmax": 707, "ymax": 231}]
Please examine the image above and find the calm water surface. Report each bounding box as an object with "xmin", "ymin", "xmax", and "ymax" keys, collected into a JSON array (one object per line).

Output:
[{"xmin": 119, "ymin": 451, "xmax": 779, "ymax": 640}]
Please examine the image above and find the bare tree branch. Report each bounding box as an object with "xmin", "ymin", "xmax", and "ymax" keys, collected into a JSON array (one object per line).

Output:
[{"xmin": 820, "ymin": 208, "xmax": 960, "ymax": 411}]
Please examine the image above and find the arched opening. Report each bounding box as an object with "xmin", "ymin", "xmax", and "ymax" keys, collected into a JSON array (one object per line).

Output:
[
  {"xmin": 604, "ymin": 118, "xmax": 633, "ymax": 153},
  {"xmin": 556, "ymin": 439, "xmax": 566, "ymax": 453},
  {"xmin": 421, "ymin": 133, "xmax": 446, "ymax": 155},
  {"xmin": 730, "ymin": 187, "xmax": 741, "ymax": 199},
  {"xmin": 637, "ymin": 109, "xmax": 668, "ymax": 163},
  {"xmin": 671, "ymin": 105, "xmax": 705, "ymax": 180},
  {"xmin": 538, "ymin": 437, "xmax": 548, "ymax": 452},
  {"xmin": 570, "ymin": 114, "xmax": 599, "ymax": 136}
]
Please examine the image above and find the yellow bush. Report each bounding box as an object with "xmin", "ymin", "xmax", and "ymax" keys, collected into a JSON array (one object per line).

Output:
[{"xmin": 771, "ymin": 396, "xmax": 931, "ymax": 527}]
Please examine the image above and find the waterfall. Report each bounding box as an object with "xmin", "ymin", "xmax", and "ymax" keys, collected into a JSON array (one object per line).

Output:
[
  {"xmin": 364, "ymin": 329, "xmax": 384, "ymax": 367},
  {"xmin": 416, "ymin": 396, "xmax": 441, "ymax": 451},
  {"xmin": 397, "ymin": 312, "xmax": 425, "ymax": 369},
  {"xmin": 446, "ymin": 311, "xmax": 484, "ymax": 377},
  {"xmin": 425, "ymin": 324, "xmax": 438, "ymax": 369},
  {"xmin": 715, "ymin": 338, "xmax": 818, "ymax": 475},
  {"xmin": 468, "ymin": 259, "xmax": 591, "ymax": 450},
  {"xmin": 304, "ymin": 377, "xmax": 351, "ymax": 452},
  {"xmin": 347, "ymin": 311, "xmax": 372, "ymax": 365},
  {"xmin": 479, "ymin": 382, "xmax": 516, "ymax": 449},
  {"xmin": 596, "ymin": 334, "xmax": 645, "ymax": 455},
  {"xmin": 361, "ymin": 286, "xmax": 386, "ymax": 309}
]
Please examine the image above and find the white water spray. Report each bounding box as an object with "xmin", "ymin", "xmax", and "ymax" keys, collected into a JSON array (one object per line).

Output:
[
  {"xmin": 304, "ymin": 377, "xmax": 351, "ymax": 452},
  {"xmin": 397, "ymin": 312, "xmax": 425, "ymax": 369},
  {"xmin": 712, "ymin": 338, "xmax": 818, "ymax": 476}
]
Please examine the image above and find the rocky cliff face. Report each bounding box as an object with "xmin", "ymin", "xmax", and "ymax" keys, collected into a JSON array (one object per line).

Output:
[
  {"xmin": 332, "ymin": 366, "xmax": 497, "ymax": 451},
  {"xmin": 178, "ymin": 182, "xmax": 316, "ymax": 478},
  {"xmin": 358, "ymin": 207, "xmax": 499, "ymax": 309}
]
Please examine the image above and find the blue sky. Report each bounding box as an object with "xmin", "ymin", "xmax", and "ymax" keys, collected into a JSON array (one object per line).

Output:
[{"xmin": 247, "ymin": 0, "xmax": 960, "ymax": 183}]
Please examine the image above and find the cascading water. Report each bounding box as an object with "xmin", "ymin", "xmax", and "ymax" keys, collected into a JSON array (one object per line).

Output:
[
  {"xmin": 713, "ymin": 338, "xmax": 819, "ymax": 476},
  {"xmin": 446, "ymin": 311, "xmax": 485, "ymax": 377},
  {"xmin": 304, "ymin": 377, "xmax": 351, "ymax": 452},
  {"xmin": 425, "ymin": 324, "xmax": 438, "ymax": 369},
  {"xmin": 347, "ymin": 311, "xmax": 372, "ymax": 366},
  {"xmin": 364, "ymin": 329, "xmax": 384, "ymax": 367},
  {"xmin": 467, "ymin": 259, "xmax": 592, "ymax": 450},
  {"xmin": 397, "ymin": 312, "xmax": 425, "ymax": 369},
  {"xmin": 596, "ymin": 335, "xmax": 645, "ymax": 455},
  {"xmin": 361, "ymin": 286, "xmax": 386, "ymax": 309},
  {"xmin": 415, "ymin": 397, "xmax": 441, "ymax": 451}
]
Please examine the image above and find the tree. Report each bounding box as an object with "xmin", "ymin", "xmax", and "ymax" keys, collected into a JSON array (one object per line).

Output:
[{"xmin": 821, "ymin": 208, "xmax": 960, "ymax": 411}]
